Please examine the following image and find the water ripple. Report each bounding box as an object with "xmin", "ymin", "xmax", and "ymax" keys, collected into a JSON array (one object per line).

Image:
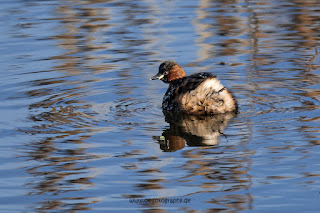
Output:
[{"xmin": 1, "ymin": 0, "xmax": 320, "ymax": 212}]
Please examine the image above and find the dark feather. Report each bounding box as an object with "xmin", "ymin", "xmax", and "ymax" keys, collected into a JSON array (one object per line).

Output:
[{"xmin": 174, "ymin": 72, "xmax": 216, "ymax": 95}]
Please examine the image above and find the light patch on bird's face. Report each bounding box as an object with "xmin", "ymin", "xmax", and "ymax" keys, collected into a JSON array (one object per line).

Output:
[
  {"xmin": 158, "ymin": 74, "xmax": 165, "ymax": 80},
  {"xmin": 150, "ymin": 73, "xmax": 167, "ymax": 82}
]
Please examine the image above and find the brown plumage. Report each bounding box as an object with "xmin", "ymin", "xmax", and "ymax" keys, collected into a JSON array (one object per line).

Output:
[{"xmin": 151, "ymin": 61, "xmax": 238, "ymax": 115}]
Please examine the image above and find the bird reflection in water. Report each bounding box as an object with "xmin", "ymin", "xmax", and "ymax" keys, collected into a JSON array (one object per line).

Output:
[{"xmin": 154, "ymin": 112, "xmax": 236, "ymax": 151}]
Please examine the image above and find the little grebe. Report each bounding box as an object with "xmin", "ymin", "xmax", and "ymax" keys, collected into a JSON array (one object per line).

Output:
[{"xmin": 151, "ymin": 61, "xmax": 237, "ymax": 115}]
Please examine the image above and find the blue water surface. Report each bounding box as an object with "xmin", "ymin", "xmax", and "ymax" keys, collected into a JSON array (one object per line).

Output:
[{"xmin": 0, "ymin": 0, "xmax": 320, "ymax": 212}]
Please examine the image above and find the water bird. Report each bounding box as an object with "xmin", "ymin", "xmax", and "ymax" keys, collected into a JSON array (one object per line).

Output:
[{"xmin": 150, "ymin": 61, "xmax": 237, "ymax": 115}]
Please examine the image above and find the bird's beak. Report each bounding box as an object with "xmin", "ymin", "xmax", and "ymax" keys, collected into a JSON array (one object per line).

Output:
[{"xmin": 150, "ymin": 73, "xmax": 164, "ymax": 80}]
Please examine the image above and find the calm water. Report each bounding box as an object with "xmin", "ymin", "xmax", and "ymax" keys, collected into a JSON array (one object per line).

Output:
[{"xmin": 1, "ymin": 0, "xmax": 320, "ymax": 212}]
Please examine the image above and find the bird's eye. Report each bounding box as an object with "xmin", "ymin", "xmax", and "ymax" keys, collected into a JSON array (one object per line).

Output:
[{"xmin": 164, "ymin": 71, "xmax": 168, "ymax": 75}]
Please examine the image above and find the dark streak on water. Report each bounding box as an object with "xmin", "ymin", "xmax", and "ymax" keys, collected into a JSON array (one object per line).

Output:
[{"xmin": 1, "ymin": 0, "xmax": 320, "ymax": 212}]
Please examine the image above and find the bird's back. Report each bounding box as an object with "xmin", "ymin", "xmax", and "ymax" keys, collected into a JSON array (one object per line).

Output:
[{"xmin": 162, "ymin": 72, "xmax": 237, "ymax": 115}]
